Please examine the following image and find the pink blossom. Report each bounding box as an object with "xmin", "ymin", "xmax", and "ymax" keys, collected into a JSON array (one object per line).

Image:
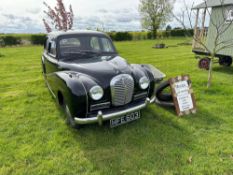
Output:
[
  {"xmin": 43, "ymin": 19, "xmax": 52, "ymax": 33},
  {"xmin": 43, "ymin": 0, "xmax": 74, "ymax": 33}
]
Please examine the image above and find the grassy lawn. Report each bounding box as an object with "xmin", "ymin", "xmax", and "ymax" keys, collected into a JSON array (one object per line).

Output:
[{"xmin": 0, "ymin": 38, "xmax": 233, "ymax": 175}]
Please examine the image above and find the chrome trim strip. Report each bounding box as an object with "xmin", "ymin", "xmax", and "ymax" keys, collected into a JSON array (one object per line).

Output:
[
  {"xmin": 91, "ymin": 102, "xmax": 111, "ymax": 108},
  {"xmin": 74, "ymin": 98, "xmax": 151, "ymax": 125},
  {"xmin": 134, "ymin": 92, "xmax": 148, "ymax": 100},
  {"xmin": 150, "ymin": 96, "xmax": 156, "ymax": 104},
  {"xmin": 90, "ymin": 102, "xmax": 111, "ymax": 111}
]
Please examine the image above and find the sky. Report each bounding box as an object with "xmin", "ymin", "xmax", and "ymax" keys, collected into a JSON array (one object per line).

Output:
[{"xmin": 0, "ymin": 0, "xmax": 203, "ymax": 33}]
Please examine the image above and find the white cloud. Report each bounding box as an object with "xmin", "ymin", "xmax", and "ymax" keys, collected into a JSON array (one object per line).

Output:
[
  {"xmin": 0, "ymin": 0, "xmax": 204, "ymax": 33},
  {"xmin": 26, "ymin": 8, "xmax": 41, "ymax": 14}
]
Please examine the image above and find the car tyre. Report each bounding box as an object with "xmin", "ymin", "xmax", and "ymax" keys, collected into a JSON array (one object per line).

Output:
[
  {"xmin": 198, "ymin": 57, "xmax": 210, "ymax": 70},
  {"xmin": 155, "ymin": 80, "xmax": 173, "ymax": 102},
  {"xmin": 219, "ymin": 56, "xmax": 232, "ymax": 67}
]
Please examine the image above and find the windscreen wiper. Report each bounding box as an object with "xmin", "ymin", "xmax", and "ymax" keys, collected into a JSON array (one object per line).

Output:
[
  {"xmin": 61, "ymin": 52, "xmax": 86, "ymax": 60},
  {"xmin": 81, "ymin": 50, "xmax": 102, "ymax": 56}
]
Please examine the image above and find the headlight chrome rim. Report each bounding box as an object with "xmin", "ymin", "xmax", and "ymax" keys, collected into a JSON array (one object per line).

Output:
[
  {"xmin": 139, "ymin": 76, "xmax": 150, "ymax": 90},
  {"xmin": 89, "ymin": 85, "xmax": 104, "ymax": 101}
]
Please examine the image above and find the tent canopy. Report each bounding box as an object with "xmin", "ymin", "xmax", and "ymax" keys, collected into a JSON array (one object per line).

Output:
[{"xmin": 192, "ymin": 0, "xmax": 233, "ymax": 9}]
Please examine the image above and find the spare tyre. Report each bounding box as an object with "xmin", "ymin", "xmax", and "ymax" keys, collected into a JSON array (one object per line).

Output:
[{"xmin": 155, "ymin": 80, "xmax": 173, "ymax": 102}]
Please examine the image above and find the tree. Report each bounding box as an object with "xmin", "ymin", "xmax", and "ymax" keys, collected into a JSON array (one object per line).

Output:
[
  {"xmin": 139, "ymin": 0, "xmax": 174, "ymax": 39},
  {"xmin": 43, "ymin": 0, "xmax": 74, "ymax": 33},
  {"xmin": 166, "ymin": 25, "xmax": 172, "ymax": 31},
  {"xmin": 173, "ymin": 0, "xmax": 233, "ymax": 88}
]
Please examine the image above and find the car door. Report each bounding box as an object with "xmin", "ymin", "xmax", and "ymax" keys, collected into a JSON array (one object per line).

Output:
[{"xmin": 43, "ymin": 39, "xmax": 59, "ymax": 75}]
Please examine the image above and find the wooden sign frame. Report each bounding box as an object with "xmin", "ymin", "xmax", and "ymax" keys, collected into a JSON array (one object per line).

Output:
[{"xmin": 169, "ymin": 75, "xmax": 197, "ymax": 116}]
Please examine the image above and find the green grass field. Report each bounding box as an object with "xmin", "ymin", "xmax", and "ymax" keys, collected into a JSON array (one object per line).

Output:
[{"xmin": 0, "ymin": 38, "xmax": 233, "ymax": 175}]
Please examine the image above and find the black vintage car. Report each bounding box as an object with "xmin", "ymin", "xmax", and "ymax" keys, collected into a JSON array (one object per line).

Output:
[{"xmin": 42, "ymin": 30, "xmax": 165, "ymax": 128}]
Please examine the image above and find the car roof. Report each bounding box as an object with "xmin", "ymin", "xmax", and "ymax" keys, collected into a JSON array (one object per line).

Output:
[{"xmin": 47, "ymin": 30, "xmax": 108, "ymax": 39}]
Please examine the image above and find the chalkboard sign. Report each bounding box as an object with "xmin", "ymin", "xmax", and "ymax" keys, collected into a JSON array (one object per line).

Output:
[{"xmin": 169, "ymin": 75, "xmax": 197, "ymax": 116}]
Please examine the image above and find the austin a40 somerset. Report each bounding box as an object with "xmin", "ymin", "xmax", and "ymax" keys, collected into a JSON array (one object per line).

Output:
[{"xmin": 42, "ymin": 30, "xmax": 165, "ymax": 128}]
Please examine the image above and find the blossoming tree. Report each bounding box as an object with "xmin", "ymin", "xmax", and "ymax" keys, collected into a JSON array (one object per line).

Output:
[{"xmin": 43, "ymin": 0, "xmax": 74, "ymax": 33}]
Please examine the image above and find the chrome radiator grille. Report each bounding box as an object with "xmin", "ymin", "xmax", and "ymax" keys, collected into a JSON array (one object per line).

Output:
[{"xmin": 110, "ymin": 74, "xmax": 134, "ymax": 106}]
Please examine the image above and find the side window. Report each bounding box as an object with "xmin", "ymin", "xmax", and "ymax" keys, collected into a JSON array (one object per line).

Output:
[
  {"xmin": 101, "ymin": 38, "xmax": 114, "ymax": 52},
  {"xmin": 60, "ymin": 38, "xmax": 81, "ymax": 47},
  {"xmin": 90, "ymin": 37, "xmax": 101, "ymax": 51},
  {"xmin": 48, "ymin": 41, "xmax": 56, "ymax": 57},
  {"xmin": 44, "ymin": 38, "xmax": 48, "ymax": 50},
  {"xmin": 59, "ymin": 38, "xmax": 81, "ymax": 56}
]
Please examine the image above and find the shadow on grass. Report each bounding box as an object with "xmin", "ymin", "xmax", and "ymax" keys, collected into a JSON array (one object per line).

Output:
[
  {"xmin": 154, "ymin": 104, "xmax": 176, "ymax": 115},
  {"xmin": 213, "ymin": 66, "xmax": 233, "ymax": 75},
  {"xmin": 184, "ymin": 107, "xmax": 224, "ymax": 128},
  {"xmin": 64, "ymin": 103, "xmax": 224, "ymax": 174},
  {"xmin": 35, "ymin": 85, "xmax": 225, "ymax": 174},
  {"xmin": 156, "ymin": 104, "xmax": 224, "ymax": 129},
  {"xmin": 65, "ymin": 107, "xmax": 193, "ymax": 174}
]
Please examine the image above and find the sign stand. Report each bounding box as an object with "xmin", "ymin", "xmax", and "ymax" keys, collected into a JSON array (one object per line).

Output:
[{"xmin": 169, "ymin": 75, "xmax": 197, "ymax": 116}]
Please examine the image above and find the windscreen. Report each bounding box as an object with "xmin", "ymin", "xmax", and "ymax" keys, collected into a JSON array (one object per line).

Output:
[{"xmin": 59, "ymin": 35, "xmax": 116, "ymax": 59}]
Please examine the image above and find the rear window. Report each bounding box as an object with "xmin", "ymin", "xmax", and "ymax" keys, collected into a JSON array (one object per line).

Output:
[{"xmin": 60, "ymin": 38, "xmax": 81, "ymax": 47}]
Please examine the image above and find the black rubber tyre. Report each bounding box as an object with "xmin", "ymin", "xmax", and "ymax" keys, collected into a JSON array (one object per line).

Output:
[
  {"xmin": 219, "ymin": 56, "xmax": 232, "ymax": 67},
  {"xmin": 64, "ymin": 104, "xmax": 80, "ymax": 129},
  {"xmin": 155, "ymin": 80, "xmax": 173, "ymax": 102},
  {"xmin": 198, "ymin": 57, "xmax": 210, "ymax": 70}
]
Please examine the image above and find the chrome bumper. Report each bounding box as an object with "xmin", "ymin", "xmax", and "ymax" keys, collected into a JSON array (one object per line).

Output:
[{"xmin": 74, "ymin": 97, "xmax": 155, "ymax": 126}]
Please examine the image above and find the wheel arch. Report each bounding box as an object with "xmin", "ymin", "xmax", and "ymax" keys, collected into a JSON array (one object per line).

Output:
[
  {"xmin": 57, "ymin": 90, "xmax": 64, "ymax": 107},
  {"xmin": 52, "ymin": 71, "xmax": 89, "ymax": 118}
]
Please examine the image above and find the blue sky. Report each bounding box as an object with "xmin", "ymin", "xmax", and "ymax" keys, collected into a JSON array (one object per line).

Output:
[{"xmin": 0, "ymin": 0, "xmax": 202, "ymax": 33}]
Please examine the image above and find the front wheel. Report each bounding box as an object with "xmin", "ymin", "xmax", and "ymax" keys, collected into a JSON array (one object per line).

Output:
[{"xmin": 64, "ymin": 104, "xmax": 80, "ymax": 129}]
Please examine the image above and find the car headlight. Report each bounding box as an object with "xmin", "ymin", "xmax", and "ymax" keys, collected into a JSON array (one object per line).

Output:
[
  {"xmin": 89, "ymin": 86, "xmax": 104, "ymax": 101},
  {"xmin": 139, "ymin": 76, "xmax": 150, "ymax": 90}
]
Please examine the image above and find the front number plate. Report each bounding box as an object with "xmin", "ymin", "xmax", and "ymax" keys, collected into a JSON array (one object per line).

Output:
[{"xmin": 110, "ymin": 111, "xmax": 141, "ymax": 128}]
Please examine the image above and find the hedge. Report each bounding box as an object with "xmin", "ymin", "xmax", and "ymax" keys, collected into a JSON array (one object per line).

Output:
[
  {"xmin": 131, "ymin": 32, "xmax": 149, "ymax": 40},
  {"xmin": 30, "ymin": 35, "xmax": 46, "ymax": 45},
  {"xmin": 0, "ymin": 29, "xmax": 194, "ymax": 46},
  {"xmin": 109, "ymin": 32, "xmax": 133, "ymax": 41},
  {"xmin": 170, "ymin": 29, "xmax": 194, "ymax": 37},
  {"xmin": 0, "ymin": 38, "xmax": 4, "ymax": 46},
  {"xmin": 108, "ymin": 30, "xmax": 194, "ymax": 41},
  {"xmin": 0, "ymin": 36, "xmax": 21, "ymax": 46}
]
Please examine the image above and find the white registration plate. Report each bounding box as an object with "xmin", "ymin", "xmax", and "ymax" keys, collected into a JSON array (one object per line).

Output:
[{"xmin": 110, "ymin": 111, "xmax": 141, "ymax": 128}]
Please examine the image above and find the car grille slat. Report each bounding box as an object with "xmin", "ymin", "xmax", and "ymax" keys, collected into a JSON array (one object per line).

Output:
[
  {"xmin": 110, "ymin": 74, "xmax": 134, "ymax": 106},
  {"xmin": 90, "ymin": 102, "xmax": 111, "ymax": 112}
]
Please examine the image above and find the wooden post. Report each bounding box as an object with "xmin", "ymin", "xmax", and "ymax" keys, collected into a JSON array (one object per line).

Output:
[
  {"xmin": 200, "ymin": 8, "xmax": 207, "ymax": 43},
  {"xmin": 192, "ymin": 9, "xmax": 200, "ymax": 49}
]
